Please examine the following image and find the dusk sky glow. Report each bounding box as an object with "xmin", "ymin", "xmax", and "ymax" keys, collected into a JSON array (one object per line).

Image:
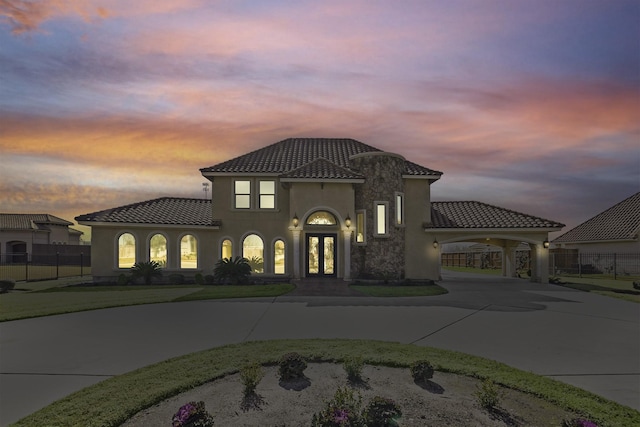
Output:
[{"xmin": 1, "ymin": 0, "xmax": 638, "ymax": 240}]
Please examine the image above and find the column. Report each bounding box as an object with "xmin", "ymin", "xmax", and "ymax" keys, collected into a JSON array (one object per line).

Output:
[
  {"xmin": 291, "ymin": 228, "xmax": 301, "ymax": 279},
  {"xmin": 342, "ymin": 229, "xmax": 352, "ymax": 281}
]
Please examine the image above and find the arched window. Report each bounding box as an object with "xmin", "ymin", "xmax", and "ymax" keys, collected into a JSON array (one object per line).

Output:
[
  {"xmin": 118, "ymin": 233, "xmax": 136, "ymax": 268},
  {"xmin": 243, "ymin": 234, "xmax": 264, "ymax": 273},
  {"xmin": 180, "ymin": 234, "xmax": 197, "ymax": 269},
  {"xmin": 149, "ymin": 234, "xmax": 167, "ymax": 266},
  {"xmin": 222, "ymin": 239, "xmax": 233, "ymax": 260},
  {"xmin": 274, "ymin": 239, "xmax": 285, "ymax": 274},
  {"xmin": 306, "ymin": 211, "xmax": 337, "ymax": 225}
]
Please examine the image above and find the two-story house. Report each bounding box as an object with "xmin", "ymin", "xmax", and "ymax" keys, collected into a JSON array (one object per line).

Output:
[{"xmin": 77, "ymin": 138, "xmax": 564, "ymax": 284}]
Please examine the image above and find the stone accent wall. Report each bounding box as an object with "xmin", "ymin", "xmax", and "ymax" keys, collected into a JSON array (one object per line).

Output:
[{"xmin": 350, "ymin": 153, "xmax": 405, "ymax": 279}]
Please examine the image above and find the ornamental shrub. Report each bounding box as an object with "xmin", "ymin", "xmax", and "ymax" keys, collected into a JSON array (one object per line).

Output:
[
  {"xmin": 363, "ymin": 396, "xmax": 402, "ymax": 426},
  {"xmin": 410, "ymin": 360, "xmax": 434, "ymax": 383},
  {"xmin": 194, "ymin": 273, "xmax": 205, "ymax": 285},
  {"xmin": 278, "ymin": 352, "xmax": 307, "ymax": 381},
  {"xmin": 116, "ymin": 273, "xmax": 130, "ymax": 286},
  {"xmin": 311, "ymin": 386, "xmax": 364, "ymax": 427},
  {"xmin": 0, "ymin": 280, "xmax": 15, "ymax": 293},
  {"xmin": 171, "ymin": 401, "xmax": 214, "ymax": 427},
  {"xmin": 343, "ymin": 356, "xmax": 364, "ymax": 382},
  {"xmin": 562, "ymin": 418, "xmax": 599, "ymax": 427},
  {"xmin": 214, "ymin": 256, "xmax": 252, "ymax": 285},
  {"xmin": 130, "ymin": 260, "xmax": 162, "ymax": 285},
  {"xmin": 240, "ymin": 362, "xmax": 264, "ymax": 397},
  {"xmin": 475, "ymin": 378, "xmax": 503, "ymax": 411},
  {"xmin": 169, "ymin": 273, "xmax": 185, "ymax": 285}
]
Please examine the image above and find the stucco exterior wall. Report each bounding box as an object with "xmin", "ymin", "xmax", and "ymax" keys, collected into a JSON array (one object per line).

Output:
[
  {"xmin": 404, "ymin": 179, "xmax": 439, "ymax": 280},
  {"xmin": 89, "ymin": 225, "xmax": 220, "ymax": 283}
]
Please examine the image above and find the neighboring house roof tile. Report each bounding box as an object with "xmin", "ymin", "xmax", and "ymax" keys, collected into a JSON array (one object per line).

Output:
[
  {"xmin": 0, "ymin": 214, "xmax": 73, "ymax": 231},
  {"xmin": 280, "ymin": 157, "xmax": 365, "ymax": 180},
  {"xmin": 428, "ymin": 201, "xmax": 565, "ymax": 229},
  {"xmin": 75, "ymin": 197, "xmax": 220, "ymax": 227},
  {"xmin": 200, "ymin": 138, "xmax": 442, "ymax": 178},
  {"xmin": 553, "ymin": 192, "xmax": 640, "ymax": 243}
]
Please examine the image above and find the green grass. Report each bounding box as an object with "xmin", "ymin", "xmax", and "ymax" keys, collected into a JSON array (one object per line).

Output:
[
  {"xmin": 0, "ymin": 284, "xmax": 294, "ymax": 322},
  {"xmin": 12, "ymin": 339, "xmax": 639, "ymax": 427},
  {"xmin": 551, "ymin": 278, "xmax": 640, "ymax": 303},
  {"xmin": 350, "ymin": 284, "xmax": 448, "ymax": 297}
]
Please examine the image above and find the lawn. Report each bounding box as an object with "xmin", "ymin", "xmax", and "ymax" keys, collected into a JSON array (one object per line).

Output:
[
  {"xmin": 551, "ymin": 277, "xmax": 640, "ymax": 303},
  {"xmin": 12, "ymin": 339, "xmax": 639, "ymax": 427},
  {"xmin": 0, "ymin": 284, "xmax": 295, "ymax": 322}
]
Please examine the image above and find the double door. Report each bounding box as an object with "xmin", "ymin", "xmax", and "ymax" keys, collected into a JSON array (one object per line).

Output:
[{"xmin": 306, "ymin": 233, "xmax": 336, "ymax": 277}]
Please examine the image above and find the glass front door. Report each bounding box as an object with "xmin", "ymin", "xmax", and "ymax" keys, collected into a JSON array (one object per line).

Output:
[{"xmin": 306, "ymin": 234, "xmax": 336, "ymax": 277}]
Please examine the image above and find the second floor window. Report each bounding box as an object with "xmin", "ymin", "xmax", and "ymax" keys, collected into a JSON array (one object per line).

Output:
[
  {"xmin": 259, "ymin": 181, "xmax": 275, "ymax": 209},
  {"xmin": 234, "ymin": 180, "xmax": 251, "ymax": 209}
]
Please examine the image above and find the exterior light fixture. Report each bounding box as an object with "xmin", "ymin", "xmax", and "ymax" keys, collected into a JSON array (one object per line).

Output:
[
  {"xmin": 433, "ymin": 239, "xmax": 439, "ymax": 249},
  {"xmin": 345, "ymin": 214, "xmax": 351, "ymax": 228},
  {"xmin": 292, "ymin": 214, "xmax": 299, "ymax": 228},
  {"xmin": 543, "ymin": 240, "xmax": 550, "ymax": 249}
]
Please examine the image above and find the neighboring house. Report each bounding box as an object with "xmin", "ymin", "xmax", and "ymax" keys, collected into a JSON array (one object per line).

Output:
[
  {"xmin": 0, "ymin": 214, "xmax": 83, "ymax": 259},
  {"xmin": 553, "ymin": 192, "xmax": 640, "ymax": 253},
  {"xmin": 76, "ymin": 138, "xmax": 564, "ymax": 283}
]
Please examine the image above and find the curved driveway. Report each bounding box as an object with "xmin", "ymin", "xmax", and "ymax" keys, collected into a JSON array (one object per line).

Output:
[{"xmin": 1, "ymin": 271, "xmax": 638, "ymax": 425}]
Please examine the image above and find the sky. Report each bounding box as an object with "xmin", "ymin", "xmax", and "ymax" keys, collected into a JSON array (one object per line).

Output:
[{"xmin": 1, "ymin": 0, "xmax": 638, "ymax": 242}]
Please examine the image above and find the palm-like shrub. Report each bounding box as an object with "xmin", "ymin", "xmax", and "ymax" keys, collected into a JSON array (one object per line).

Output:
[
  {"xmin": 130, "ymin": 260, "xmax": 163, "ymax": 285},
  {"xmin": 214, "ymin": 256, "xmax": 252, "ymax": 285}
]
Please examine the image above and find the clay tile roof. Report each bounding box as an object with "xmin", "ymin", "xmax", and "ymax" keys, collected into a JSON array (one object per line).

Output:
[
  {"xmin": 200, "ymin": 137, "xmax": 442, "ymax": 178},
  {"xmin": 0, "ymin": 214, "xmax": 73, "ymax": 230},
  {"xmin": 427, "ymin": 201, "xmax": 565, "ymax": 229},
  {"xmin": 75, "ymin": 197, "xmax": 220, "ymax": 227},
  {"xmin": 553, "ymin": 192, "xmax": 640, "ymax": 243},
  {"xmin": 280, "ymin": 158, "xmax": 365, "ymax": 180}
]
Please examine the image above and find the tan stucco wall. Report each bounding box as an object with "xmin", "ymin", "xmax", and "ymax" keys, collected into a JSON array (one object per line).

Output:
[
  {"xmin": 89, "ymin": 225, "xmax": 220, "ymax": 282},
  {"xmin": 556, "ymin": 241, "xmax": 640, "ymax": 253},
  {"xmin": 404, "ymin": 179, "xmax": 439, "ymax": 280}
]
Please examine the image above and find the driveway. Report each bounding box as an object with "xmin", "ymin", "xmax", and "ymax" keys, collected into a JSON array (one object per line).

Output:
[{"xmin": 1, "ymin": 271, "xmax": 638, "ymax": 425}]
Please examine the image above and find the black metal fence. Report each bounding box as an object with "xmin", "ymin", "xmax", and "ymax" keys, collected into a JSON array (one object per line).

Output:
[
  {"xmin": 549, "ymin": 250, "xmax": 640, "ymax": 280},
  {"xmin": 441, "ymin": 249, "xmax": 640, "ymax": 280},
  {"xmin": 441, "ymin": 250, "xmax": 531, "ymax": 273},
  {"xmin": 0, "ymin": 250, "xmax": 91, "ymax": 282}
]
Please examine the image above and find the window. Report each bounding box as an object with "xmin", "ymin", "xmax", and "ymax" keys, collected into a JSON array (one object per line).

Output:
[
  {"xmin": 149, "ymin": 234, "xmax": 167, "ymax": 266},
  {"xmin": 180, "ymin": 234, "xmax": 197, "ymax": 269},
  {"xmin": 306, "ymin": 211, "xmax": 337, "ymax": 225},
  {"xmin": 243, "ymin": 234, "xmax": 264, "ymax": 273},
  {"xmin": 274, "ymin": 239, "xmax": 285, "ymax": 274},
  {"xmin": 356, "ymin": 210, "xmax": 366, "ymax": 243},
  {"xmin": 374, "ymin": 202, "xmax": 389, "ymax": 237},
  {"xmin": 118, "ymin": 233, "xmax": 136, "ymax": 268},
  {"xmin": 259, "ymin": 180, "xmax": 276, "ymax": 209},
  {"xmin": 234, "ymin": 180, "xmax": 251, "ymax": 209},
  {"xmin": 395, "ymin": 192, "xmax": 404, "ymax": 226},
  {"xmin": 221, "ymin": 239, "xmax": 233, "ymax": 260}
]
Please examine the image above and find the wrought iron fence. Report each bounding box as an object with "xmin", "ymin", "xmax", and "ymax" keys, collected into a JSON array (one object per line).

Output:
[
  {"xmin": 549, "ymin": 250, "xmax": 640, "ymax": 280},
  {"xmin": 441, "ymin": 250, "xmax": 531, "ymax": 273},
  {"xmin": 0, "ymin": 251, "xmax": 91, "ymax": 282}
]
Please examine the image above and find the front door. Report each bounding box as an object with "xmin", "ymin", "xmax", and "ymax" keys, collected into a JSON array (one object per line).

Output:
[{"xmin": 306, "ymin": 233, "xmax": 337, "ymax": 277}]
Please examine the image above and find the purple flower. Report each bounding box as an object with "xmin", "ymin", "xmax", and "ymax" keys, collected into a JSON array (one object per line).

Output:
[
  {"xmin": 576, "ymin": 419, "xmax": 598, "ymax": 427},
  {"xmin": 333, "ymin": 409, "xmax": 350, "ymax": 424},
  {"xmin": 172, "ymin": 402, "xmax": 197, "ymax": 427}
]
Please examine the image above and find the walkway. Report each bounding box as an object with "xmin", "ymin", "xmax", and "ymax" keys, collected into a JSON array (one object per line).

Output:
[{"xmin": 0, "ymin": 272, "xmax": 638, "ymax": 425}]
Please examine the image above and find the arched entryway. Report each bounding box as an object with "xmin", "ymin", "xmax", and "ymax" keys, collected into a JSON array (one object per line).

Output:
[{"xmin": 290, "ymin": 208, "xmax": 352, "ymax": 280}]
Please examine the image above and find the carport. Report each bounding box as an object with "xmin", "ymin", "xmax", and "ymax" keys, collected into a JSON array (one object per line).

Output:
[{"xmin": 427, "ymin": 201, "xmax": 565, "ymax": 283}]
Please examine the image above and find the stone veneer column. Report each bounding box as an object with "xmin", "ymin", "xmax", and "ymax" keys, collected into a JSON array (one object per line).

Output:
[{"xmin": 349, "ymin": 152, "xmax": 406, "ymax": 279}]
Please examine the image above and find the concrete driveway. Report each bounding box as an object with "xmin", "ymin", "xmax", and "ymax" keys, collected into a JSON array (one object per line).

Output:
[{"xmin": 1, "ymin": 271, "xmax": 638, "ymax": 425}]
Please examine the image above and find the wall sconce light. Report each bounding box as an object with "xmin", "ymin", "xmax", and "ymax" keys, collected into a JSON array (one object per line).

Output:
[
  {"xmin": 543, "ymin": 240, "xmax": 550, "ymax": 249},
  {"xmin": 345, "ymin": 214, "xmax": 351, "ymax": 228},
  {"xmin": 292, "ymin": 213, "xmax": 299, "ymax": 228},
  {"xmin": 433, "ymin": 239, "xmax": 439, "ymax": 249}
]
